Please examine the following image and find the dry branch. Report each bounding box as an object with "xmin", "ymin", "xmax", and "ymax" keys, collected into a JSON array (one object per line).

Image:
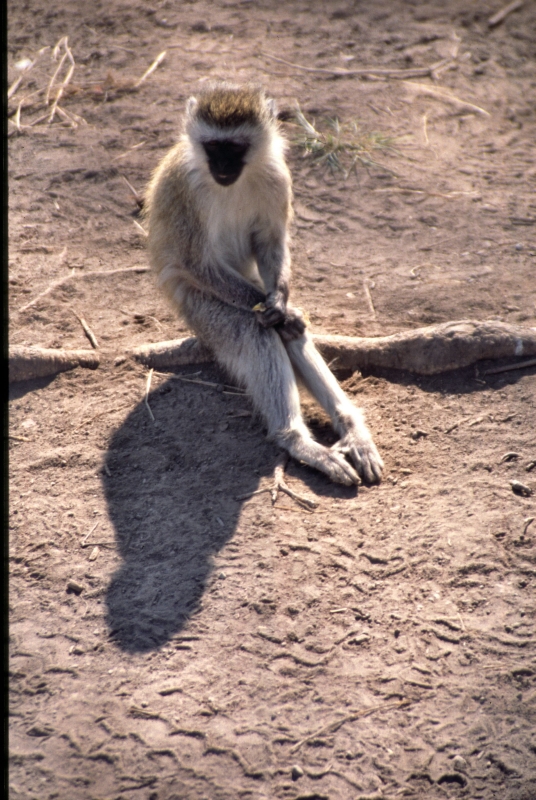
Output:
[
  {"xmin": 488, "ymin": 0, "xmax": 524, "ymax": 27},
  {"xmin": 9, "ymin": 346, "xmax": 100, "ymax": 383},
  {"xmin": 237, "ymin": 454, "xmax": 319, "ymax": 510},
  {"xmin": 129, "ymin": 321, "xmax": 536, "ymax": 376},
  {"xmin": 130, "ymin": 337, "xmax": 213, "ymax": 369},
  {"xmin": 403, "ymin": 82, "xmax": 490, "ymax": 116},
  {"xmin": 72, "ymin": 310, "xmax": 99, "ymax": 349},
  {"xmin": 261, "ymin": 51, "xmax": 452, "ymax": 80}
]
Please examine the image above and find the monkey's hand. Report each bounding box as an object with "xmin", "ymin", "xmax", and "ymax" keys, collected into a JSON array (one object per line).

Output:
[
  {"xmin": 254, "ymin": 290, "xmax": 287, "ymax": 328},
  {"xmin": 276, "ymin": 307, "xmax": 307, "ymax": 343}
]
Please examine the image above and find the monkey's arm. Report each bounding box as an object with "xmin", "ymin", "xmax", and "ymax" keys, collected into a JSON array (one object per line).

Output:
[
  {"xmin": 251, "ymin": 228, "xmax": 292, "ymax": 324},
  {"xmin": 183, "ymin": 259, "xmax": 267, "ymax": 312},
  {"xmin": 251, "ymin": 228, "xmax": 306, "ymax": 340}
]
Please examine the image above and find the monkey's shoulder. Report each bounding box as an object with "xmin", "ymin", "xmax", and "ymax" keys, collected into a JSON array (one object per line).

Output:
[{"xmin": 147, "ymin": 143, "xmax": 192, "ymax": 201}]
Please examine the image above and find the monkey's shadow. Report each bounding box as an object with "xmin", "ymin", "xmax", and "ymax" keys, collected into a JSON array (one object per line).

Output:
[{"xmin": 103, "ymin": 365, "xmax": 351, "ymax": 654}]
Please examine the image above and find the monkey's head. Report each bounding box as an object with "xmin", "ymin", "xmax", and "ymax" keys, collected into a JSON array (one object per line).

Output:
[{"xmin": 185, "ymin": 84, "xmax": 279, "ymax": 187}]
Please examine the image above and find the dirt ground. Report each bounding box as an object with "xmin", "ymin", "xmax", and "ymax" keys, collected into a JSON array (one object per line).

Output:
[{"xmin": 7, "ymin": 1, "xmax": 536, "ymax": 798}]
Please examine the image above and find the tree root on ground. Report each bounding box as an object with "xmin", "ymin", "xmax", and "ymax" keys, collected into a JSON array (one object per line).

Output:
[
  {"xmin": 9, "ymin": 320, "xmax": 536, "ymax": 383},
  {"xmin": 9, "ymin": 345, "xmax": 100, "ymax": 383},
  {"xmin": 130, "ymin": 319, "xmax": 536, "ymax": 376}
]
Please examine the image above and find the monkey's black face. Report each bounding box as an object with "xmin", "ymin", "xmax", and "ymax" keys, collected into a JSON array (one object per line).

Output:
[{"xmin": 202, "ymin": 139, "xmax": 250, "ymax": 186}]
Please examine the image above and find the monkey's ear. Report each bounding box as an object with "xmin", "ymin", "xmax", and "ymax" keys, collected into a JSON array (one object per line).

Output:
[{"xmin": 186, "ymin": 96, "xmax": 199, "ymax": 117}]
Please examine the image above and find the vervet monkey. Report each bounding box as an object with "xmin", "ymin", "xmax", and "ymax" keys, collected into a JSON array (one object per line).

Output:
[{"xmin": 143, "ymin": 84, "xmax": 383, "ymax": 485}]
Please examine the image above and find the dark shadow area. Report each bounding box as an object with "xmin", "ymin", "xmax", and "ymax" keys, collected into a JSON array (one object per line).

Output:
[
  {"xmin": 9, "ymin": 374, "xmax": 57, "ymax": 401},
  {"xmin": 102, "ymin": 363, "xmax": 365, "ymax": 653},
  {"xmin": 350, "ymin": 358, "xmax": 536, "ymax": 397},
  {"xmin": 102, "ymin": 363, "xmax": 278, "ymax": 653}
]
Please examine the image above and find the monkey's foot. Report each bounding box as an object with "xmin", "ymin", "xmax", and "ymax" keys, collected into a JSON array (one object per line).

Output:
[
  {"xmin": 331, "ymin": 433, "xmax": 384, "ymax": 484},
  {"xmin": 282, "ymin": 432, "xmax": 359, "ymax": 486}
]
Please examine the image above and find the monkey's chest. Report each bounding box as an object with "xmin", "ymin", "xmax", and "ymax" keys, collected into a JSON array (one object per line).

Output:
[{"xmin": 207, "ymin": 220, "xmax": 256, "ymax": 269}]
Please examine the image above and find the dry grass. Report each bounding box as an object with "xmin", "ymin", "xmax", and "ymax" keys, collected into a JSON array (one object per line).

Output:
[
  {"xmin": 8, "ymin": 40, "xmax": 166, "ymax": 136},
  {"xmin": 291, "ymin": 106, "xmax": 398, "ymax": 177}
]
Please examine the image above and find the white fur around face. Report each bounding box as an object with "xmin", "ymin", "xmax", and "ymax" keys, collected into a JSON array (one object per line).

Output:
[{"xmin": 180, "ymin": 125, "xmax": 290, "ymax": 279}]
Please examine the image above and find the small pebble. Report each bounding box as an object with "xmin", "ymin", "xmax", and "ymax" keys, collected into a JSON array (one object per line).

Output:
[
  {"xmin": 410, "ymin": 429, "xmax": 428, "ymax": 440},
  {"xmin": 66, "ymin": 580, "xmax": 85, "ymax": 595},
  {"xmin": 88, "ymin": 546, "xmax": 100, "ymax": 562},
  {"xmin": 515, "ymin": 243, "xmax": 523, "ymax": 251},
  {"xmin": 291, "ymin": 765, "xmax": 304, "ymax": 781},
  {"xmin": 453, "ymin": 755, "xmax": 468, "ymax": 772},
  {"xmin": 510, "ymin": 480, "xmax": 533, "ymax": 497}
]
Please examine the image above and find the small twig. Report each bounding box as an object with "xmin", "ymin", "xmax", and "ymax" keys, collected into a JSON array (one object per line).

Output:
[
  {"xmin": 46, "ymin": 38, "xmax": 69, "ymax": 101},
  {"xmin": 421, "ymin": 112, "xmax": 430, "ymax": 146},
  {"xmin": 483, "ymin": 357, "xmax": 536, "ymax": 375},
  {"xmin": 8, "ymin": 49, "xmax": 48, "ymax": 100},
  {"xmin": 9, "ymin": 434, "xmax": 31, "ymax": 443},
  {"xmin": 46, "ymin": 37, "xmax": 76, "ymax": 123},
  {"xmin": 134, "ymin": 51, "xmax": 167, "ymax": 88},
  {"xmin": 8, "ymin": 74, "xmax": 27, "ymax": 101},
  {"xmin": 120, "ymin": 174, "xmax": 142, "ymax": 201},
  {"xmin": 363, "ymin": 278, "xmax": 377, "ymax": 319},
  {"xmin": 522, "ymin": 517, "xmax": 535, "ymax": 537},
  {"xmin": 261, "ymin": 51, "xmax": 450, "ymax": 80},
  {"xmin": 403, "ymin": 81, "xmax": 490, "ymax": 117},
  {"xmin": 14, "ymin": 101, "xmax": 23, "ymax": 133},
  {"xmin": 236, "ymin": 455, "xmax": 319, "ymax": 510},
  {"xmin": 81, "ymin": 521, "xmax": 99, "ymax": 547},
  {"xmin": 113, "ymin": 143, "xmax": 147, "ymax": 163},
  {"xmin": 55, "ymin": 104, "xmax": 86, "ymax": 128},
  {"xmin": 236, "ymin": 487, "xmax": 272, "ymax": 501},
  {"xmin": 271, "ymin": 454, "xmax": 319, "ymax": 509},
  {"xmin": 488, "ymin": 0, "xmax": 524, "ymax": 27},
  {"xmin": 374, "ymin": 187, "xmax": 478, "ymax": 199},
  {"xmin": 445, "ymin": 417, "xmax": 467, "ymax": 434},
  {"xmin": 72, "ymin": 310, "xmax": 99, "ymax": 349},
  {"xmin": 145, "ymin": 369, "xmax": 155, "ymax": 422},
  {"xmin": 133, "ymin": 219, "xmax": 148, "ymax": 236},
  {"xmin": 83, "ymin": 541, "xmax": 116, "ymax": 549}
]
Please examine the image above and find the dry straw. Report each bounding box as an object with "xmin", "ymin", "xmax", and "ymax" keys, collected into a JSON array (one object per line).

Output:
[{"xmin": 291, "ymin": 105, "xmax": 397, "ymax": 177}]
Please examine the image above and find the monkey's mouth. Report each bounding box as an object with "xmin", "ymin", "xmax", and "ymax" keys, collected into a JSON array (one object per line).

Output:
[{"xmin": 213, "ymin": 172, "xmax": 240, "ymax": 186}]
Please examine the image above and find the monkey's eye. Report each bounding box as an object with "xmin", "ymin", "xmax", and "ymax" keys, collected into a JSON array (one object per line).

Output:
[{"xmin": 202, "ymin": 140, "xmax": 249, "ymax": 159}]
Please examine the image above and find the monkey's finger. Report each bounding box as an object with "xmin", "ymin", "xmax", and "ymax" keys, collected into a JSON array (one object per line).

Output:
[
  {"xmin": 259, "ymin": 308, "xmax": 286, "ymax": 327},
  {"xmin": 276, "ymin": 316, "xmax": 306, "ymax": 342},
  {"xmin": 348, "ymin": 444, "xmax": 384, "ymax": 484},
  {"xmin": 326, "ymin": 451, "xmax": 360, "ymax": 485},
  {"xmin": 286, "ymin": 318, "xmax": 306, "ymax": 337}
]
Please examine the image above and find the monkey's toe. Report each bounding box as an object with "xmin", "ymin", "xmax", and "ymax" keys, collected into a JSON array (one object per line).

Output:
[
  {"xmin": 325, "ymin": 450, "xmax": 360, "ymax": 486},
  {"xmin": 282, "ymin": 433, "xmax": 359, "ymax": 486},
  {"xmin": 332, "ymin": 437, "xmax": 384, "ymax": 485}
]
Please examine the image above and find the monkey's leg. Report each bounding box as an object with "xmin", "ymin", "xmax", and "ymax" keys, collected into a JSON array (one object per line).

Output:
[
  {"xmin": 182, "ymin": 294, "xmax": 359, "ymax": 486},
  {"xmin": 285, "ymin": 333, "xmax": 384, "ymax": 483}
]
